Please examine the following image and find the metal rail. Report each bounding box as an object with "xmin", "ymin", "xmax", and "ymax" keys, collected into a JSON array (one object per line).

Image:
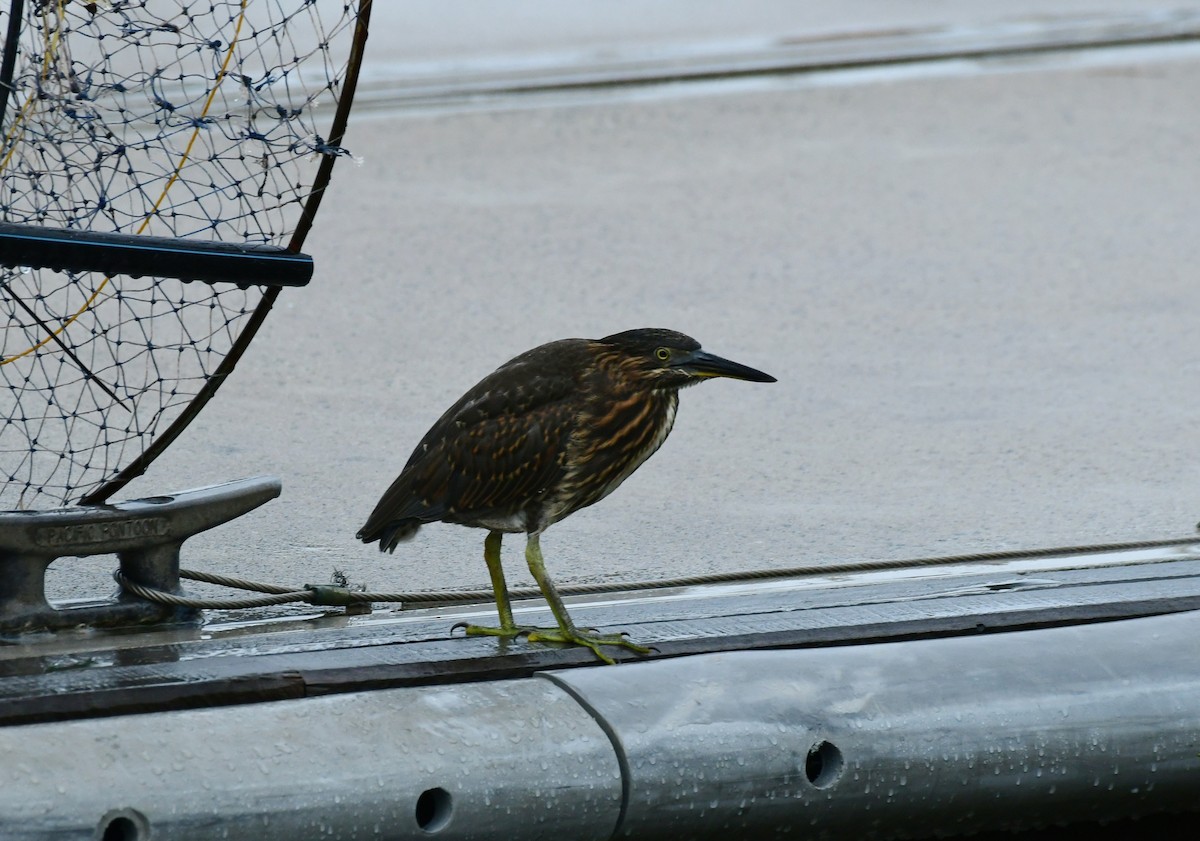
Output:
[{"xmin": 0, "ymin": 222, "xmax": 313, "ymax": 287}]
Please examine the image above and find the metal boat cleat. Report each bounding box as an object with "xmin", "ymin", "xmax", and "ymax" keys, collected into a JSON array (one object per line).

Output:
[{"xmin": 0, "ymin": 477, "xmax": 280, "ymax": 634}]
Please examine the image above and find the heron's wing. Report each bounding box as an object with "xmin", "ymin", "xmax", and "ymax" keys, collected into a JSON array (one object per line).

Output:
[
  {"xmin": 444, "ymin": 382, "xmax": 576, "ymax": 514},
  {"xmin": 359, "ymin": 341, "xmax": 588, "ymax": 536}
]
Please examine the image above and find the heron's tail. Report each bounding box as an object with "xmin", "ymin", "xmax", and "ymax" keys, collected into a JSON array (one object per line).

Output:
[{"xmin": 356, "ymin": 520, "xmax": 421, "ymax": 553}]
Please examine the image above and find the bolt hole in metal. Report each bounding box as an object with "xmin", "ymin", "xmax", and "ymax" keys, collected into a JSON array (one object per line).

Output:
[
  {"xmin": 96, "ymin": 809, "xmax": 149, "ymax": 841},
  {"xmin": 415, "ymin": 787, "xmax": 453, "ymax": 833},
  {"xmin": 805, "ymin": 740, "xmax": 844, "ymax": 789}
]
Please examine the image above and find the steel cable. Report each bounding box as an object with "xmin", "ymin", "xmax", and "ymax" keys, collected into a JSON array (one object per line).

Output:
[{"xmin": 109, "ymin": 535, "xmax": 1200, "ymax": 612}]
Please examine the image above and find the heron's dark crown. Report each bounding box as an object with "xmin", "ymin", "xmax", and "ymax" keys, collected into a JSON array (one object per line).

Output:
[{"xmin": 599, "ymin": 328, "xmax": 700, "ymax": 354}]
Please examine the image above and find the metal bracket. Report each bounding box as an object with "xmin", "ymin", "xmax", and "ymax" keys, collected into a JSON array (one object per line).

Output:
[{"xmin": 0, "ymin": 477, "xmax": 281, "ymax": 633}]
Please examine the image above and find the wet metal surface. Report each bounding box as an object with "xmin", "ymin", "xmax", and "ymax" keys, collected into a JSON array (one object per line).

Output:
[
  {"xmin": 550, "ymin": 611, "xmax": 1200, "ymax": 839},
  {"xmin": 4, "ymin": 545, "xmax": 1200, "ymax": 838},
  {"xmin": 3, "ymin": 607, "xmax": 1200, "ymax": 839},
  {"xmin": 3, "ymin": 545, "xmax": 1200, "ymax": 727},
  {"xmin": 0, "ymin": 678, "xmax": 622, "ymax": 841}
]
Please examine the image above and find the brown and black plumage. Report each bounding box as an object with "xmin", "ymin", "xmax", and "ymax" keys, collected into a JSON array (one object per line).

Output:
[{"xmin": 357, "ymin": 328, "xmax": 775, "ymax": 662}]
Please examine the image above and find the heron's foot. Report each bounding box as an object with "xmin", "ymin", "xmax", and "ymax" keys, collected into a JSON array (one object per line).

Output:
[
  {"xmin": 452, "ymin": 621, "xmax": 541, "ymax": 640},
  {"xmin": 525, "ymin": 626, "xmax": 652, "ymax": 665}
]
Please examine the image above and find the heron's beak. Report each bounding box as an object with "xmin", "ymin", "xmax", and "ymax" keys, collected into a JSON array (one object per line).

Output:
[{"xmin": 677, "ymin": 349, "xmax": 776, "ymax": 383}]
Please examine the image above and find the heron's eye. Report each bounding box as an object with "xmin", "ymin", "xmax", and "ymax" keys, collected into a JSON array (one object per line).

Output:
[{"xmin": 655, "ymin": 347, "xmax": 671, "ymax": 362}]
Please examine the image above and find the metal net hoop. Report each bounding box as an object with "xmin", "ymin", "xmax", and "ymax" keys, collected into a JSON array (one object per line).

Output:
[{"xmin": 0, "ymin": 0, "xmax": 371, "ymax": 509}]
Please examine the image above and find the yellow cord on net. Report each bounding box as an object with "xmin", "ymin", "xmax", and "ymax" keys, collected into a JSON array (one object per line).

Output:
[{"xmin": 1, "ymin": 1, "xmax": 249, "ymax": 366}]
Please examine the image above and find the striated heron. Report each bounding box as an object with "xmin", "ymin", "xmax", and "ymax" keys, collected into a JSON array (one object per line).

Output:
[{"xmin": 357, "ymin": 328, "xmax": 775, "ymax": 663}]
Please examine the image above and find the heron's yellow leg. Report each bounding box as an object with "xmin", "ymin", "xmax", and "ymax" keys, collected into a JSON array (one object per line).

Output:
[
  {"xmin": 457, "ymin": 530, "xmax": 529, "ymax": 638},
  {"xmin": 522, "ymin": 533, "xmax": 651, "ymax": 665},
  {"xmin": 483, "ymin": 530, "xmax": 516, "ymax": 630}
]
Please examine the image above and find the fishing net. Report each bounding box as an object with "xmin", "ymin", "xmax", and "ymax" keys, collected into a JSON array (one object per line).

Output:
[{"xmin": 0, "ymin": 0, "xmax": 369, "ymax": 510}]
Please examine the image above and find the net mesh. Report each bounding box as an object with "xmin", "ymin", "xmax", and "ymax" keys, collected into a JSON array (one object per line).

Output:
[{"xmin": 0, "ymin": 1, "xmax": 363, "ymax": 509}]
